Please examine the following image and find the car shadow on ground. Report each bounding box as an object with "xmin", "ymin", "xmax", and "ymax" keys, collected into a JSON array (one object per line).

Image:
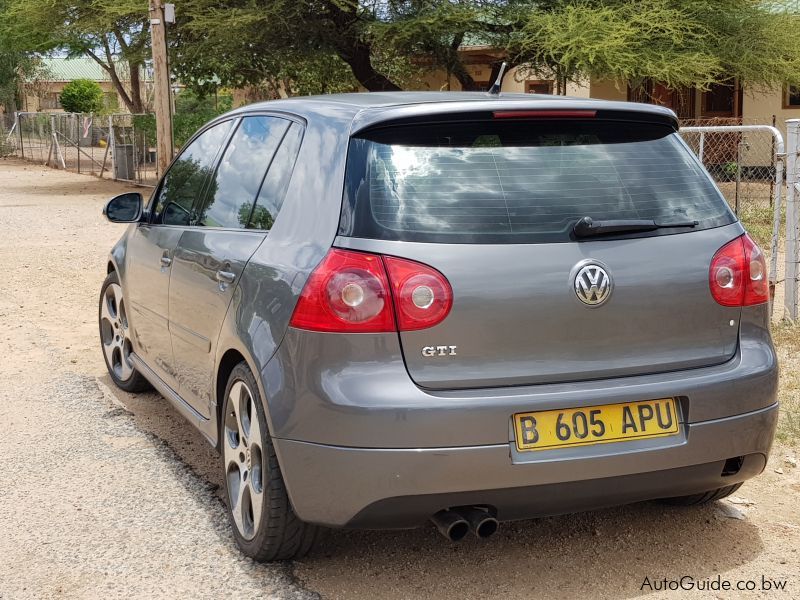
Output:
[{"xmin": 100, "ymin": 374, "xmax": 764, "ymax": 600}]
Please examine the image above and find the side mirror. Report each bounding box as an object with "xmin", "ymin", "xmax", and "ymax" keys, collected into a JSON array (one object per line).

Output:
[{"xmin": 103, "ymin": 192, "xmax": 143, "ymax": 223}]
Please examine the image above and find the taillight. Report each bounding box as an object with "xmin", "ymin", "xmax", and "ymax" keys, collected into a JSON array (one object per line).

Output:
[
  {"xmin": 289, "ymin": 249, "xmax": 395, "ymax": 333},
  {"xmin": 383, "ymin": 256, "xmax": 453, "ymax": 331},
  {"xmin": 493, "ymin": 110, "xmax": 597, "ymax": 119},
  {"xmin": 709, "ymin": 234, "xmax": 768, "ymax": 307},
  {"xmin": 289, "ymin": 249, "xmax": 453, "ymax": 333}
]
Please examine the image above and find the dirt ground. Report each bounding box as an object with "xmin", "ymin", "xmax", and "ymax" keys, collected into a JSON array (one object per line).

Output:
[{"xmin": 1, "ymin": 157, "xmax": 799, "ymax": 600}]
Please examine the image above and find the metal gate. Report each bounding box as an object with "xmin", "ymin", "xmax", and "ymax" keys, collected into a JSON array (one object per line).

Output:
[{"xmin": 680, "ymin": 124, "xmax": 789, "ymax": 317}]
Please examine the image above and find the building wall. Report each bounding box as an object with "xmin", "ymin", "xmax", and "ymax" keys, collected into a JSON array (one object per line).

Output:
[
  {"xmin": 414, "ymin": 64, "xmax": 589, "ymax": 97},
  {"xmin": 22, "ymin": 81, "xmax": 123, "ymax": 113},
  {"xmin": 586, "ymin": 79, "xmax": 628, "ymax": 102},
  {"xmin": 742, "ymin": 85, "xmax": 800, "ymax": 137}
]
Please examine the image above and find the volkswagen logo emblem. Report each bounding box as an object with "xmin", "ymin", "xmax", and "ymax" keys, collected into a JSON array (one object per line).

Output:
[{"xmin": 573, "ymin": 262, "xmax": 612, "ymax": 306}]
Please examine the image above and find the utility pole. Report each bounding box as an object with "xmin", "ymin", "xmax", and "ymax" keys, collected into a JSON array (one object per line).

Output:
[{"xmin": 149, "ymin": 1, "xmax": 174, "ymax": 178}]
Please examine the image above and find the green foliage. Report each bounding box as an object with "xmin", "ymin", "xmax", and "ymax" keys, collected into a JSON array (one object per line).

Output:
[
  {"xmin": 3, "ymin": 0, "xmax": 800, "ymax": 103},
  {"xmin": 171, "ymin": 0, "xmax": 800, "ymax": 97},
  {"xmin": 131, "ymin": 89, "xmax": 234, "ymax": 149},
  {"xmin": 59, "ymin": 79, "xmax": 104, "ymax": 113},
  {"xmin": 173, "ymin": 88, "xmax": 232, "ymax": 147},
  {"xmin": 509, "ymin": 0, "xmax": 800, "ymax": 91},
  {"xmin": 0, "ymin": 0, "xmax": 150, "ymax": 112}
]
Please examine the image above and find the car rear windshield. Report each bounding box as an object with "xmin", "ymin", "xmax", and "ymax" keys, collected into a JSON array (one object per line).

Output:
[{"xmin": 339, "ymin": 119, "xmax": 736, "ymax": 244}]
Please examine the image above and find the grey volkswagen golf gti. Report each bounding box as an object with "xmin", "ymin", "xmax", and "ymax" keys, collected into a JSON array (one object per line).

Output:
[{"xmin": 100, "ymin": 92, "xmax": 778, "ymax": 561}]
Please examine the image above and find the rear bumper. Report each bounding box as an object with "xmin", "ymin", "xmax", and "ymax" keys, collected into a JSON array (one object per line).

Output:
[
  {"xmin": 262, "ymin": 314, "xmax": 777, "ymax": 449},
  {"xmin": 273, "ymin": 403, "xmax": 778, "ymax": 528}
]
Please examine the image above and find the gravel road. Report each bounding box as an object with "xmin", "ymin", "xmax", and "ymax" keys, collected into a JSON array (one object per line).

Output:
[{"xmin": 1, "ymin": 158, "xmax": 799, "ymax": 599}]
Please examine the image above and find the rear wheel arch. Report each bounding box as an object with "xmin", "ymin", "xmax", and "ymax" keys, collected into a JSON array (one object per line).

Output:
[{"xmin": 215, "ymin": 347, "xmax": 274, "ymax": 447}]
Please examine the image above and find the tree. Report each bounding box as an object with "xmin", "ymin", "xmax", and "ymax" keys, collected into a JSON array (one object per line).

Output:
[
  {"xmin": 0, "ymin": 0, "xmax": 150, "ymax": 113},
  {"xmin": 59, "ymin": 79, "xmax": 105, "ymax": 113},
  {"xmin": 171, "ymin": 0, "xmax": 422, "ymax": 93},
  {"xmin": 509, "ymin": 0, "xmax": 800, "ymax": 93},
  {"xmin": 173, "ymin": 0, "xmax": 800, "ymax": 97}
]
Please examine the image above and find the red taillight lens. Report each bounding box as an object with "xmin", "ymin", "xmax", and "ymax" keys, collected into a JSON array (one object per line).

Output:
[
  {"xmin": 383, "ymin": 256, "xmax": 453, "ymax": 331},
  {"xmin": 289, "ymin": 249, "xmax": 395, "ymax": 333},
  {"xmin": 709, "ymin": 234, "xmax": 768, "ymax": 307},
  {"xmin": 289, "ymin": 249, "xmax": 453, "ymax": 333}
]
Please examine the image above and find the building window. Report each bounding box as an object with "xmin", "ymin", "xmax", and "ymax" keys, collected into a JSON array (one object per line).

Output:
[
  {"xmin": 526, "ymin": 80, "xmax": 554, "ymax": 95},
  {"xmin": 785, "ymin": 86, "xmax": 800, "ymax": 108},
  {"xmin": 704, "ymin": 83, "xmax": 734, "ymax": 114}
]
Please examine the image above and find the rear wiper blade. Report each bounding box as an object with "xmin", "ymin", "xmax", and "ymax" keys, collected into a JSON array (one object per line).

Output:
[{"xmin": 572, "ymin": 216, "xmax": 699, "ymax": 238}]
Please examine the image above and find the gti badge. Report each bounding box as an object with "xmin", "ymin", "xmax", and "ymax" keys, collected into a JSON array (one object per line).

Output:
[
  {"xmin": 422, "ymin": 345, "xmax": 458, "ymax": 357},
  {"xmin": 573, "ymin": 262, "xmax": 612, "ymax": 306}
]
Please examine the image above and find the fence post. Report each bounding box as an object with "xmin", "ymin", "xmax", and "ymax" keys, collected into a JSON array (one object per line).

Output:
[
  {"xmin": 769, "ymin": 135, "xmax": 785, "ymax": 313},
  {"xmin": 109, "ymin": 115, "xmax": 116, "ymax": 181},
  {"xmin": 698, "ymin": 131, "xmax": 705, "ymax": 164},
  {"xmin": 785, "ymin": 119, "xmax": 800, "ymax": 320},
  {"xmin": 17, "ymin": 112, "xmax": 24, "ymax": 159}
]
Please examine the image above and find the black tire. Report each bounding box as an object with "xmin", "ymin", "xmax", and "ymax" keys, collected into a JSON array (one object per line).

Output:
[
  {"xmin": 99, "ymin": 271, "xmax": 151, "ymax": 393},
  {"xmin": 660, "ymin": 483, "xmax": 743, "ymax": 506},
  {"xmin": 221, "ymin": 361, "xmax": 319, "ymax": 561}
]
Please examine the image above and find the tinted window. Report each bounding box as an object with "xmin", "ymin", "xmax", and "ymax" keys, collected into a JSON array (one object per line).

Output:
[
  {"xmin": 247, "ymin": 123, "xmax": 303, "ymax": 230},
  {"xmin": 340, "ymin": 120, "xmax": 735, "ymax": 244},
  {"xmin": 199, "ymin": 116, "xmax": 290, "ymax": 229},
  {"xmin": 153, "ymin": 120, "xmax": 233, "ymax": 225}
]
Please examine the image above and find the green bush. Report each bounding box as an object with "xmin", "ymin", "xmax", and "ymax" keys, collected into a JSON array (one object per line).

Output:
[{"xmin": 59, "ymin": 79, "xmax": 105, "ymax": 114}]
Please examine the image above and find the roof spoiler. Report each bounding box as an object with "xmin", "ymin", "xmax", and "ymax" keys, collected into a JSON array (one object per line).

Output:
[{"xmin": 351, "ymin": 102, "xmax": 680, "ymax": 136}]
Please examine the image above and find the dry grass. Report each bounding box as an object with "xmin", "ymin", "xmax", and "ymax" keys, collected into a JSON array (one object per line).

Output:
[
  {"xmin": 771, "ymin": 323, "xmax": 800, "ymax": 443},
  {"xmin": 720, "ymin": 186, "xmax": 799, "ymax": 442}
]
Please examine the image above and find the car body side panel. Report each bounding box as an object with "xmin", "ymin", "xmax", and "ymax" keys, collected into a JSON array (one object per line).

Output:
[
  {"xmin": 123, "ymin": 224, "xmax": 188, "ymax": 390},
  {"xmin": 168, "ymin": 229, "xmax": 267, "ymax": 418},
  {"xmin": 211, "ymin": 107, "xmax": 354, "ymax": 432}
]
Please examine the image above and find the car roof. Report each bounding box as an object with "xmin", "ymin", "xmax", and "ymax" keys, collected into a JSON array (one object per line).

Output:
[{"xmin": 226, "ymin": 91, "xmax": 679, "ymax": 133}]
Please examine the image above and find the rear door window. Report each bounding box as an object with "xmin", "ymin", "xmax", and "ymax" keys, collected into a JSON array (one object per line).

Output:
[
  {"xmin": 340, "ymin": 120, "xmax": 735, "ymax": 243},
  {"xmin": 198, "ymin": 116, "xmax": 290, "ymax": 229}
]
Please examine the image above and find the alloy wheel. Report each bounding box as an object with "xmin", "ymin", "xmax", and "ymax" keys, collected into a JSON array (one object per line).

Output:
[
  {"xmin": 99, "ymin": 283, "xmax": 134, "ymax": 381},
  {"xmin": 224, "ymin": 380, "xmax": 264, "ymax": 540}
]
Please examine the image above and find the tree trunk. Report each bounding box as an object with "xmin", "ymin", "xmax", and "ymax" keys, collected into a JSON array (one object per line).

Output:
[
  {"xmin": 451, "ymin": 63, "xmax": 478, "ymax": 90},
  {"xmin": 327, "ymin": 1, "xmax": 400, "ymax": 92},
  {"xmin": 337, "ymin": 40, "xmax": 401, "ymax": 91},
  {"xmin": 128, "ymin": 61, "xmax": 144, "ymax": 113},
  {"xmin": 86, "ymin": 50, "xmax": 136, "ymax": 113}
]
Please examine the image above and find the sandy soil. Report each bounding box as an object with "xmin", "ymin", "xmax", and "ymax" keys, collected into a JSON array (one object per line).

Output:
[{"xmin": 0, "ymin": 158, "xmax": 799, "ymax": 599}]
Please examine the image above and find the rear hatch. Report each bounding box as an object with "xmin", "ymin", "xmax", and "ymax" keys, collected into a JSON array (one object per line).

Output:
[{"xmin": 338, "ymin": 110, "xmax": 742, "ymax": 390}]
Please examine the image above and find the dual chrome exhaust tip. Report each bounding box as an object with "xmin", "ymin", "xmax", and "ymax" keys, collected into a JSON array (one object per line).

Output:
[{"xmin": 431, "ymin": 507, "xmax": 499, "ymax": 542}]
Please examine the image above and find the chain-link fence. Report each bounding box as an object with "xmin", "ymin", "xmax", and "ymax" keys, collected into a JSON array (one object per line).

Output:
[
  {"xmin": 679, "ymin": 121, "xmax": 786, "ymax": 316},
  {"xmin": 1, "ymin": 111, "xmax": 158, "ymax": 186},
  {"xmin": 0, "ymin": 112, "xmax": 16, "ymax": 158}
]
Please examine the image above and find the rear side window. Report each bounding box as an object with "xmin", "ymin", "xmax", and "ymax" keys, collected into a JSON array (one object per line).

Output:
[
  {"xmin": 248, "ymin": 123, "xmax": 304, "ymax": 230},
  {"xmin": 339, "ymin": 120, "xmax": 735, "ymax": 243}
]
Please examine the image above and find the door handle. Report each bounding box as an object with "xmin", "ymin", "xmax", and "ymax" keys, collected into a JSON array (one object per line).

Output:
[{"xmin": 216, "ymin": 270, "xmax": 236, "ymax": 284}]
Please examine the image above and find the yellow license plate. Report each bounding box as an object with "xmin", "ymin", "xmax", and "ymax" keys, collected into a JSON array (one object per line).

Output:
[{"xmin": 513, "ymin": 398, "xmax": 679, "ymax": 452}]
